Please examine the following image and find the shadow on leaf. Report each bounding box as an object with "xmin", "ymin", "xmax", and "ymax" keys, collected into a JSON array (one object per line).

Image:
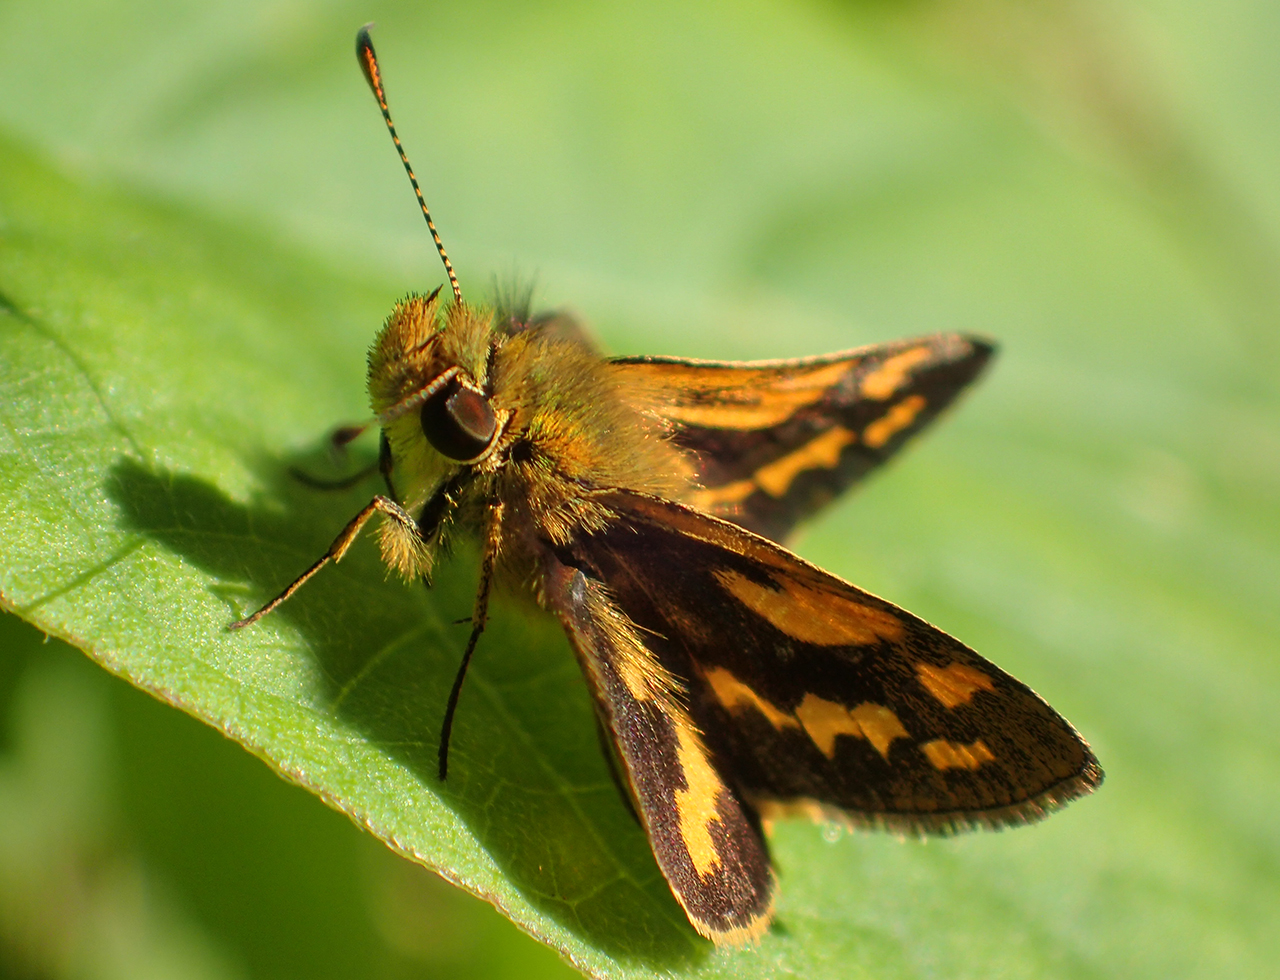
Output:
[{"xmin": 105, "ymin": 453, "xmax": 705, "ymax": 968}]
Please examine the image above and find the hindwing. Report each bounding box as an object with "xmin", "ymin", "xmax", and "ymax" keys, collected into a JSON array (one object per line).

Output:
[{"xmin": 543, "ymin": 551, "xmax": 776, "ymax": 944}]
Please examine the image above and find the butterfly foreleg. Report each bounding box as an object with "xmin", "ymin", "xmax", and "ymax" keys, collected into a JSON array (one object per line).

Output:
[{"xmin": 229, "ymin": 494, "xmax": 421, "ymax": 629}]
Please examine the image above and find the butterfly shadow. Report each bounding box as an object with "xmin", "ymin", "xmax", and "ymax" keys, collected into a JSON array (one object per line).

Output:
[{"xmin": 105, "ymin": 451, "xmax": 712, "ymax": 970}]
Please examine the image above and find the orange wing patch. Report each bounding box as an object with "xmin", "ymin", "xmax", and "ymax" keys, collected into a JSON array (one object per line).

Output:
[
  {"xmin": 795, "ymin": 695, "xmax": 909, "ymax": 759},
  {"xmin": 713, "ymin": 569, "xmax": 905, "ymax": 647},
  {"xmin": 863, "ymin": 395, "xmax": 927, "ymax": 449},
  {"xmin": 859, "ymin": 347, "xmax": 933, "ymax": 400},
  {"xmin": 690, "ymin": 478, "xmax": 759, "ymax": 510},
  {"xmin": 705, "ymin": 667, "xmax": 799, "ymax": 731},
  {"xmin": 628, "ymin": 359, "xmax": 853, "ymax": 431},
  {"xmin": 706, "ymin": 668, "xmax": 911, "ymax": 762},
  {"xmin": 689, "ymin": 427, "xmax": 857, "ymax": 511},
  {"xmin": 921, "ymin": 739, "xmax": 996, "ymax": 771},
  {"xmin": 753, "ymin": 427, "xmax": 857, "ymax": 497},
  {"xmin": 673, "ymin": 723, "xmax": 729, "ymax": 877},
  {"xmin": 916, "ymin": 662, "xmax": 996, "ymax": 709},
  {"xmin": 848, "ymin": 703, "xmax": 910, "ymax": 759}
]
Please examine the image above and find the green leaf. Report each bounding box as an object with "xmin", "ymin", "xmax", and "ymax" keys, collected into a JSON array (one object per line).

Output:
[
  {"xmin": 0, "ymin": 610, "xmax": 578, "ymax": 980},
  {"xmin": 2, "ymin": 2, "xmax": 1279, "ymax": 978}
]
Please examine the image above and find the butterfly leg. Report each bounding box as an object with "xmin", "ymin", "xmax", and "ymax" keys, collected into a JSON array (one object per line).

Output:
[
  {"xmin": 287, "ymin": 431, "xmax": 392, "ymax": 493},
  {"xmin": 437, "ymin": 498, "xmax": 505, "ymax": 780},
  {"xmin": 328, "ymin": 421, "xmax": 372, "ymax": 452},
  {"xmin": 288, "ymin": 460, "xmax": 380, "ymax": 491},
  {"xmin": 228, "ymin": 495, "xmax": 419, "ymax": 629}
]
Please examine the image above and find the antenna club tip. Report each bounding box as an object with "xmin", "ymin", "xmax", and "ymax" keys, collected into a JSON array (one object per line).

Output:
[
  {"xmin": 354, "ymin": 24, "xmax": 463, "ymax": 303},
  {"xmin": 355, "ymin": 24, "xmax": 379, "ymax": 92}
]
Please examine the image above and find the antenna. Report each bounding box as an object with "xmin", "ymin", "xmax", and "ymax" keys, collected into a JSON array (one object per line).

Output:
[{"xmin": 356, "ymin": 25, "xmax": 463, "ymax": 306}]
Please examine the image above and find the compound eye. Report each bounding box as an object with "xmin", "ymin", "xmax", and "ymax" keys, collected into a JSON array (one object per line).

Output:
[{"xmin": 420, "ymin": 379, "xmax": 497, "ymax": 461}]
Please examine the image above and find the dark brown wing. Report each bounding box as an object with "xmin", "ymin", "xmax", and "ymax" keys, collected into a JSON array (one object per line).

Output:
[
  {"xmin": 542, "ymin": 553, "xmax": 775, "ymax": 945},
  {"xmin": 550, "ymin": 490, "xmax": 1101, "ymax": 839},
  {"xmin": 609, "ymin": 334, "xmax": 994, "ymax": 541}
]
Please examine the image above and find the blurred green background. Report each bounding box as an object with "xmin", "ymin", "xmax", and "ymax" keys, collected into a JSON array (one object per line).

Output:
[{"xmin": 1, "ymin": 1, "xmax": 1278, "ymax": 978}]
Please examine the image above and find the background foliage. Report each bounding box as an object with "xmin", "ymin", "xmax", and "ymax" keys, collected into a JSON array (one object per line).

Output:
[{"xmin": 2, "ymin": 1, "xmax": 1278, "ymax": 977}]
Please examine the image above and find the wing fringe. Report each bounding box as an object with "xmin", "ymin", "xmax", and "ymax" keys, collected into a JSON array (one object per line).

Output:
[{"xmin": 754, "ymin": 758, "xmax": 1104, "ymax": 837}]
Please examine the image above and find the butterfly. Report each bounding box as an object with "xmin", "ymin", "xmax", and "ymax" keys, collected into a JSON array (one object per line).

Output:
[{"xmin": 231, "ymin": 26, "xmax": 1102, "ymax": 945}]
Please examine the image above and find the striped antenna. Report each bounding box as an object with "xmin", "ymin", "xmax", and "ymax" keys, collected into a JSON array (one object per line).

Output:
[{"xmin": 356, "ymin": 25, "xmax": 463, "ymax": 305}]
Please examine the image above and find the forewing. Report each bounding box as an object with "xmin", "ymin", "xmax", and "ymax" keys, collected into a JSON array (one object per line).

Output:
[
  {"xmin": 502, "ymin": 308, "xmax": 600, "ymax": 350},
  {"xmin": 559, "ymin": 491, "xmax": 1102, "ymax": 835},
  {"xmin": 610, "ymin": 333, "xmax": 994, "ymax": 541},
  {"xmin": 542, "ymin": 555, "xmax": 775, "ymax": 944}
]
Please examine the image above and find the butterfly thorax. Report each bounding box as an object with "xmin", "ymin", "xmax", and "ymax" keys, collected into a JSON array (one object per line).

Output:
[{"xmin": 366, "ymin": 291, "xmax": 694, "ymax": 581}]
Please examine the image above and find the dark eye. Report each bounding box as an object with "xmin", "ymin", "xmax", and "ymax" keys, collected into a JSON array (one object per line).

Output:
[{"xmin": 420, "ymin": 378, "xmax": 498, "ymax": 460}]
